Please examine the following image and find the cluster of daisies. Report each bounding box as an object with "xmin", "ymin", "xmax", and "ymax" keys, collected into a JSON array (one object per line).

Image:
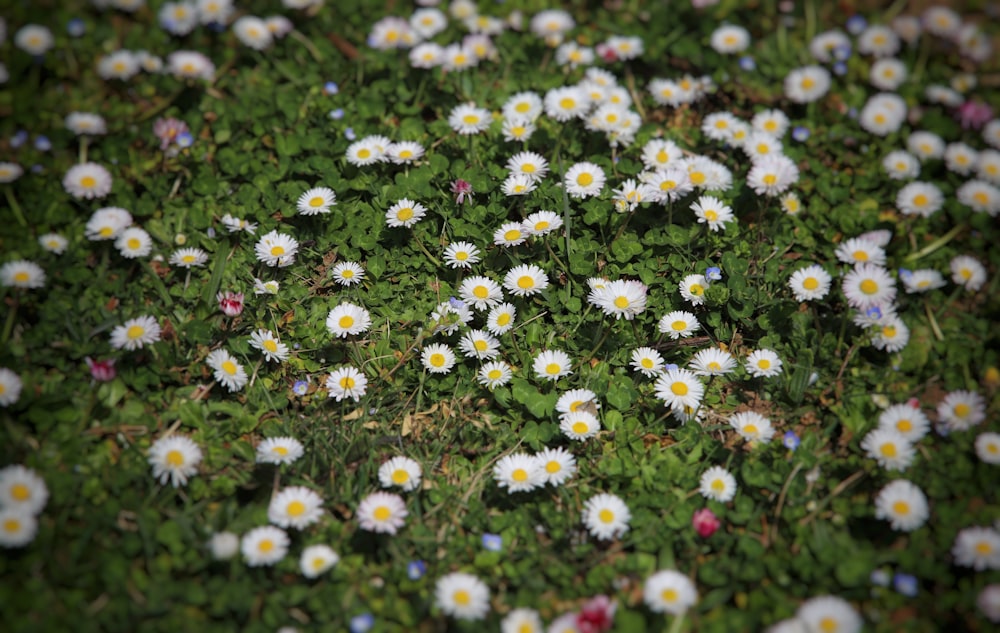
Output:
[{"xmin": 0, "ymin": 465, "xmax": 48, "ymax": 548}]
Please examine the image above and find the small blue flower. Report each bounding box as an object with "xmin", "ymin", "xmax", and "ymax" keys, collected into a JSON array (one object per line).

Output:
[
  {"xmin": 481, "ymin": 533, "xmax": 503, "ymax": 552},
  {"xmin": 846, "ymin": 15, "xmax": 867, "ymax": 35},
  {"xmin": 349, "ymin": 613, "xmax": 375, "ymax": 633},
  {"xmin": 30, "ymin": 164, "xmax": 44, "ymax": 174},
  {"xmin": 663, "ymin": 363, "xmax": 679, "ymax": 372},
  {"xmin": 738, "ymin": 56, "xmax": 756, "ymax": 72},
  {"xmin": 329, "ymin": 108, "xmax": 345, "ymax": 120},
  {"xmin": 791, "ymin": 127, "xmax": 810, "ymax": 142},
  {"xmin": 833, "ymin": 61, "xmax": 848, "ymax": 76},
  {"xmin": 293, "ymin": 380, "xmax": 309, "ymax": 396},
  {"xmin": 34, "ymin": 135, "xmax": 52, "ymax": 151},
  {"xmin": 176, "ymin": 131, "xmax": 194, "ymax": 148},
  {"xmin": 206, "ymin": 227, "xmax": 217, "ymax": 239},
  {"xmin": 893, "ymin": 572, "xmax": 918, "ymax": 597},
  {"xmin": 324, "ymin": 81, "xmax": 340, "ymax": 95},
  {"xmin": 705, "ymin": 267, "xmax": 722, "ymax": 281},
  {"xmin": 866, "ymin": 306, "xmax": 883, "ymax": 320},
  {"xmin": 832, "ymin": 44, "xmax": 852, "ymax": 61},
  {"xmin": 293, "ymin": 343, "xmax": 301, "ymax": 350},
  {"xmin": 345, "ymin": 127, "xmax": 356, "ymax": 141},
  {"xmin": 67, "ymin": 18, "xmax": 86, "ymax": 37},
  {"xmin": 449, "ymin": 297, "xmax": 465, "ymax": 310},
  {"xmin": 782, "ymin": 430, "xmax": 800, "ymax": 451},
  {"xmin": 870, "ymin": 568, "xmax": 891, "ymax": 587},
  {"xmin": 407, "ymin": 560, "xmax": 427, "ymax": 580},
  {"xmin": 847, "ymin": 107, "xmax": 858, "ymax": 119},
  {"xmin": 11, "ymin": 130, "xmax": 28, "ymax": 148},
  {"xmin": 898, "ymin": 268, "xmax": 912, "ymax": 280}
]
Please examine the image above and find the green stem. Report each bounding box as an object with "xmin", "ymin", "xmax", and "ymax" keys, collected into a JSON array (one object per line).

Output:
[
  {"xmin": 1, "ymin": 296, "xmax": 17, "ymax": 346},
  {"xmin": 414, "ymin": 366, "xmax": 427, "ymax": 414},
  {"xmin": 79, "ymin": 136, "xmax": 89, "ymax": 164},
  {"xmin": 289, "ymin": 29, "xmax": 323, "ymax": 62},
  {"xmin": 667, "ymin": 613, "xmax": 687, "ymax": 633},
  {"xmin": 412, "ymin": 234, "xmax": 441, "ymax": 267},
  {"xmin": 579, "ymin": 325, "xmax": 612, "ymax": 367},
  {"xmin": 804, "ymin": 0, "xmax": 817, "ymax": 52},
  {"xmin": 905, "ymin": 223, "xmax": 965, "ymax": 262},
  {"xmin": 3, "ymin": 187, "xmax": 27, "ymax": 227},
  {"xmin": 924, "ymin": 298, "xmax": 944, "ymax": 342}
]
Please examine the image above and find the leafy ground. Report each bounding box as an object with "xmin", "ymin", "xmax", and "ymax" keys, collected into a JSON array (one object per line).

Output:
[{"xmin": 1, "ymin": 0, "xmax": 999, "ymax": 632}]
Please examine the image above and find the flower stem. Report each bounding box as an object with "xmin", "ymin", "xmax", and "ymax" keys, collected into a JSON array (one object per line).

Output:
[
  {"xmin": 904, "ymin": 223, "xmax": 965, "ymax": 262},
  {"xmin": 3, "ymin": 187, "xmax": 27, "ymax": 227},
  {"xmin": 1, "ymin": 296, "xmax": 18, "ymax": 346},
  {"xmin": 667, "ymin": 613, "xmax": 687, "ymax": 633}
]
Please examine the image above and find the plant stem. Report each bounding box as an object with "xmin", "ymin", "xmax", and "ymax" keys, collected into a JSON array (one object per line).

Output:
[
  {"xmin": 4, "ymin": 187, "xmax": 27, "ymax": 227},
  {"xmin": 905, "ymin": 223, "xmax": 964, "ymax": 262},
  {"xmin": 667, "ymin": 613, "xmax": 686, "ymax": 633},
  {"xmin": 1, "ymin": 296, "xmax": 17, "ymax": 346}
]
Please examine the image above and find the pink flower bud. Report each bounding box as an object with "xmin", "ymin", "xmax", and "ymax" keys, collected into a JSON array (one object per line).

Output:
[
  {"xmin": 576, "ymin": 595, "xmax": 616, "ymax": 633},
  {"xmin": 450, "ymin": 179, "xmax": 473, "ymax": 204},
  {"xmin": 217, "ymin": 291, "xmax": 244, "ymax": 317},
  {"xmin": 85, "ymin": 357, "xmax": 116, "ymax": 382},
  {"xmin": 692, "ymin": 507, "xmax": 721, "ymax": 538}
]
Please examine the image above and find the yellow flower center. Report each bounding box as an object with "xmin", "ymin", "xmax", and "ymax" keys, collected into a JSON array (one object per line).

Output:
[
  {"xmin": 357, "ymin": 148, "xmax": 371, "ymax": 159},
  {"xmin": 396, "ymin": 207, "xmax": 414, "ymax": 221},
  {"xmin": 801, "ymin": 77, "xmax": 815, "ymax": 90},
  {"xmin": 497, "ymin": 313, "xmax": 511, "ymax": 326},
  {"xmin": 112, "ymin": 62, "xmax": 125, "ymax": 73},
  {"xmin": 853, "ymin": 250, "xmax": 868, "ymax": 262},
  {"xmin": 704, "ymin": 210, "xmax": 718, "ymax": 221},
  {"xmin": 287, "ymin": 501, "xmax": 306, "ymax": 517},
  {"xmin": 392, "ymin": 469, "xmax": 409, "ymax": 484},
  {"xmin": 474, "ymin": 340, "xmax": 488, "ymax": 351},
  {"xmin": 757, "ymin": 359, "xmax": 771, "ymax": 369},
  {"xmin": 690, "ymin": 284, "xmax": 704, "ymax": 296},
  {"xmin": 182, "ymin": 255, "xmax": 196, "ymax": 264},
  {"xmin": 504, "ymin": 229, "xmax": 521, "ymax": 241},
  {"xmin": 430, "ymin": 353, "xmax": 445, "ymax": 367},
  {"xmin": 13, "ymin": 272, "xmax": 29, "ymax": 283},
  {"xmin": 338, "ymin": 316, "xmax": 354, "ymax": 329},
  {"xmin": 273, "ymin": 446, "xmax": 289, "ymax": 456},
  {"xmin": 757, "ymin": 143, "xmax": 769, "ymax": 154},
  {"xmin": 880, "ymin": 443, "xmax": 897, "ymax": 458},
  {"xmin": 641, "ymin": 358, "xmax": 654, "ymax": 369},
  {"xmin": 661, "ymin": 588, "xmax": 678, "ymax": 603},
  {"xmin": 655, "ymin": 150, "xmax": 668, "ymax": 163},
  {"xmin": 487, "ymin": 369, "xmax": 502, "ymax": 380},
  {"xmin": 166, "ymin": 450, "xmax": 184, "ymax": 466},
  {"xmin": 818, "ymin": 617, "xmax": 838, "ymax": 633},
  {"xmin": 534, "ymin": 221, "xmax": 549, "ymax": 231},
  {"xmin": 875, "ymin": 114, "xmax": 887, "ymax": 125},
  {"xmin": 341, "ymin": 269, "xmax": 354, "ymax": 278},
  {"xmin": 711, "ymin": 478, "xmax": 725, "ymax": 492},
  {"xmin": 708, "ymin": 362, "xmax": 721, "ymax": 371},
  {"xmin": 546, "ymin": 363, "xmax": 562, "ymax": 376},
  {"xmin": 614, "ymin": 296, "xmax": 629, "ymax": 309},
  {"xmin": 671, "ymin": 382, "xmax": 688, "ymax": 396},
  {"xmin": 462, "ymin": 114, "xmax": 479, "ymax": 125},
  {"xmin": 473, "ymin": 286, "xmax": 489, "ymax": 299},
  {"xmin": 99, "ymin": 226, "xmax": 114, "ymax": 237},
  {"xmin": 672, "ymin": 320, "xmax": 687, "ymax": 331},
  {"xmin": 221, "ymin": 361, "xmax": 237, "ymax": 376},
  {"xmin": 3, "ymin": 519, "xmax": 20, "ymax": 533},
  {"xmin": 974, "ymin": 192, "xmax": 989, "ymax": 205},
  {"xmin": 515, "ymin": 102, "xmax": 530, "ymax": 113},
  {"xmin": 896, "ymin": 419, "xmax": 912, "ymax": 433},
  {"xmin": 559, "ymin": 98, "xmax": 576, "ymax": 110},
  {"xmin": 258, "ymin": 539, "xmax": 274, "ymax": 553},
  {"xmin": 512, "ymin": 468, "xmax": 528, "ymax": 482},
  {"xmin": 517, "ymin": 276, "xmax": 534, "ymax": 289},
  {"xmin": 270, "ymin": 246, "xmax": 285, "ymax": 256},
  {"xmin": 340, "ymin": 377, "xmax": 355, "ymax": 389},
  {"xmin": 399, "ymin": 150, "xmax": 413, "ymax": 159},
  {"xmin": 882, "ymin": 325, "xmax": 896, "ymax": 338},
  {"xmin": 263, "ymin": 339, "xmax": 278, "ymax": 353},
  {"xmin": 762, "ymin": 174, "xmax": 777, "ymax": 186},
  {"xmin": 976, "ymin": 541, "xmax": 993, "ymax": 555},
  {"xmin": 11, "ymin": 484, "xmax": 30, "ymax": 501},
  {"xmin": 744, "ymin": 424, "xmax": 758, "ymax": 435},
  {"xmin": 126, "ymin": 325, "xmax": 145, "ymax": 339},
  {"xmin": 373, "ymin": 506, "xmax": 391, "ymax": 521},
  {"xmin": 764, "ymin": 121, "xmax": 777, "ymax": 132},
  {"xmin": 892, "ymin": 501, "xmax": 910, "ymax": 515},
  {"xmin": 453, "ymin": 590, "xmax": 470, "ymax": 606},
  {"xmin": 127, "ymin": 238, "xmax": 141, "ymax": 250},
  {"xmin": 309, "ymin": 196, "xmax": 324, "ymax": 207},
  {"xmin": 913, "ymin": 194, "xmax": 928, "ymax": 207},
  {"xmin": 576, "ymin": 173, "xmax": 594, "ymax": 187},
  {"xmin": 954, "ymin": 403, "xmax": 970, "ymax": 418},
  {"xmin": 690, "ymin": 172, "xmax": 706, "ymax": 185},
  {"xmin": 571, "ymin": 421, "xmax": 588, "ymax": 435},
  {"xmin": 859, "ymin": 279, "xmax": 878, "ymax": 295},
  {"xmin": 598, "ymin": 509, "xmax": 614, "ymax": 523},
  {"xmin": 545, "ymin": 461, "xmax": 561, "ymax": 474},
  {"xmin": 455, "ymin": 252, "xmax": 469, "ymax": 261}
]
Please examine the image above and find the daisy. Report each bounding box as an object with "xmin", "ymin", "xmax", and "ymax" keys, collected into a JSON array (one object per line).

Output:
[
  {"xmin": 861, "ymin": 428, "xmax": 915, "ymax": 471},
  {"xmin": 357, "ymin": 492, "xmax": 408, "ymax": 534},
  {"xmin": 796, "ymin": 596, "xmax": 863, "ymax": 633},
  {"xmin": 486, "ymin": 303, "xmax": 517, "ymax": 335},
  {"xmin": 385, "ymin": 198, "xmax": 427, "ymax": 228},
  {"xmin": 330, "ymin": 261, "xmax": 365, "ymax": 286},
  {"xmin": 544, "ymin": 86, "xmax": 590, "ymax": 122},
  {"xmin": 644, "ymin": 168, "xmax": 694, "ymax": 204},
  {"xmin": 494, "ymin": 453, "xmax": 544, "ymax": 493},
  {"xmin": 65, "ymin": 112, "xmax": 108, "ymax": 136},
  {"xmin": 220, "ymin": 214, "xmax": 258, "ymax": 234},
  {"xmin": 977, "ymin": 150, "xmax": 1000, "ymax": 185},
  {"xmin": 110, "ymin": 315, "xmax": 161, "ymax": 351},
  {"xmin": 604, "ymin": 34, "xmax": 643, "ymax": 59},
  {"xmin": 502, "ymin": 117, "xmax": 536, "ymax": 142},
  {"xmin": 506, "ymin": 151, "xmax": 549, "ymax": 182},
  {"xmin": 206, "ymin": 349, "xmax": 248, "ymax": 392},
  {"xmin": 429, "ymin": 300, "xmax": 473, "ymax": 335},
  {"xmin": 115, "ymin": 227, "xmax": 153, "ymax": 259},
  {"xmin": 14, "ymin": 24, "xmax": 54, "ymax": 55},
  {"xmin": 730, "ymin": 411, "xmax": 775, "ymax": 443},
  {"xmin": 688, "ymin": 195, "xmax": 734, "ymax": 231},
  {"xmin": 752, "ymin": 109, "xmax": 790, "ymax": 138},
  {"xmin": 443, "ymin": 241, "xmax": 481, "ymax": 269},
  {"xmin": 326, "ymin": 303, "xmax": 372, "ymax": 338},
  {"xmin": 784, "ymin": 65, "xmax": 831, "ymax": 103},
  {"xmin": 0, "ymin": 260, "xmax": 45, "ymax": 289},
  {"xmin": 936, "ymin": 390, "xmax": 986, "ymax": 431},
  {"xmin": 658, "ymin": 310, "xmax": 701, "ymax": 340},
  {"xmin": 63, "ymin": 162, "xmax": 112, "ymax": 199},
  {"xmin": 745, "ymin": 349, "xmax": 782, "ymax": 378},
  {"xmin": 448, "ymin": 103, "xmax": 492, "ymax": 135},
  {"xmin": 345, "ymin": 138, "xmax": 384, "ymax": 166},
  {"xmin": 501, "ymin": 609, "xmax": 543, "ymax": 633},
  {"xmin": 877, "ymin": 403, "xmax": 930, "ymax": 442},
  {"xmin": 387, "ymin": 141, "xmax": 425, "ymax": 164},
  {"xmin": 711, "ymin": 24, "xmax": 750, "ymax": 54},
  {"xmin": 0, "ymin": 509, "xmax": 37, "ymax": 548},
  {"xmin": 249, "ymin": 329, "xmax": 289, "ymax": 363},
  {"xmin": 957, "ymin": 180, "xmax": 1000, "ymax": 216},
  {"xmin": 504, "ymin": 264, "xmax": 549, "ymax": 297},
  {"xmin": 556, "ymin": 389, "xmax": 600, "ymax": 416},
  {"xmin": 169, "ymin": 247, "xmax": 208, "ymax": 268},
  {"xmin": 0, "ymin": 163, "xmax": 24, "ymax": 183},
  {"xmin": 253, "ymin": 278, "xmax": 279, "ymax": 295},
  {"xmin": 641, "ymin": 138, "xmax": 682, "ymax": 170},
  {"xmin": 458, "ymin": 329, "xmax": 501, "ymax": 360},
  {"xmin": 148, "ymin": 434, "xmax": 202, "ymax": 487},
  {"xmin": 255, "ymin": 230, "xmax": 298, "ymax": 267},
  {"xmin": 860, "ymin": 93, "xmax": 908, "ymax": 137},
  {"xmin": 524, "ymin": 210, "xmax": 562, "ymax": 235},
  {"xmin": 943, "ymin": 143, "xmax": 979, "ymax": 176},
  {"xmin": 0, "ymin": 368, "xmax": 23, "ymax": 407},
  {"xmin": 679, "ymin": 273, "xmax": 709, "ymax": 306},
  {"xmin": 501, "ymin": 174, "xmax": 535, "ymax": 197},
  {"xmin": 631, "ymin": 347, "xmax": 666, "ymax": 377},
  {"xmin": 502, "ymin": 91, "xmax": 544, "ymax": 121},
  {"xmin": 896, "ymin": 181, "xmax": 943, "ymax": 217},
  {"xmin": 593, "ymin": 279, "xmax": 647, "ymax": 320},
  {"xmin": 325, "ymin": 366, "xmax": 368, "ymax": 402},
  {"xmin": 874, "ymin": 479, "xmax": 929, "ymax": 532},
  {"xmin": 882, "ymin": 151, "xmax": 920, "ymax": 181},
  {"xmin": 167, "ymin": 50, "xmax": 215, "ymax": 80},
  {"xmin": 378, "ymin": 456, "xmax": 422, "ymax": 492},
  {"xmin": 953, "ymin": 527, "xmax": 1000, "ymax": 571},
  {"xmin": 858, "ymin": 25, "xmax": 900, "ymax": 57},
  {"xmin": 478, "ymin": 361, "xmax": 513, "ymax": 389},
  {"xmin": 435, "ymin": 572, "xmax": 491, "ymax": 620},
  {"xmin": 950, "ymin": 255, "xmax": 987, "ymax": 291},
  {"xmin": 494, "ymin": 221, "xmax": 529, "ymax": 247},
  {"xmin": 741, "ymin": 132, "xmax": 783, "ymax": 162},
  {"xmin": 422, "ymin": 343, "xmax": 457, "ymax": 374},
  {"xmin": 533, "ymin": 349, "xmax": 572, "ymax": 381},
  {"xmin": 560, "ymin": 410, "xmax": 601, "ymax": 441},
  {"xmin": 440, "ymin": 43, "xmax": 478, "ymax": 72},
  {"xmin": 788, "ymin": 264, "xmax": 832, "ymax": 302},
  {"xmin": 907, "ymin": 131, "xmax": 945, "ymax": 161},
  {"xmin": 556, "ymin": 41, "xmax": 594, "ymax": 67},
  {"xmin": 268, "ymin": 486, "xmax": 324, "ymax": 529},
  {"xmin": 300, "ymin": 544, "xmax": 339, "ymax": 578},
  {"xmin": 842, "ymin": 264, "xmax": 896, "ymax": 310},
  {"xmin": 699, "ymin": 465, "xmax": 737, "ymax": 502},
  {"xmin": 583, "ymin": 493, "xmax": 631, "ymax": 540},
  {"xmin": 233, "ymin": 15, "xmax": 272, "ymax": 49},
  {"xmin": 241, "ymin": 525, "xmax": 289, "ymax": 567},
  {"xmin": 160, "ymin": 2, "xmax": 199, "ymax": 36},
  {"xmin": 611, "ymin": 178, "xmax": 652, "ymax": 213},
  {"xmin": 296, "ymin": 187, "xmax": 336, "ymax": 215},
  {"xmin": 97, "ymin": 50, "xmax": 140, "ymax": 80},
  {"xmin": 870, "ymin": 316, "xmax": 909, "ymax": 353},
  {"xmin": 0, "ymin": 465, "xmax": 48, "ymax": 515},
  {"xmin": 690, "ymin": 348, "xmax": 737, "ymax": 376},
  {"xmin": 198, "ymin": 0, "xmax": 234, "ymax": 25},
  {"xmin": 746, "ymin": 155, "xmax": 799, "ymax": 196},
  {"xmin": 256, "ymin": 437, "xmax": 304, "ymax": 465},
  {"xmin": 901, "ymin": 269, "xmax": 946, "ymax": 293},
  {"xmin": 654, "ymin": 368, "xmax": 705, "ymax": 412},
  {"xmin": 535, "ymin": 447, "xmax": 576, "ymax": 487},
  {"xmin": 834, "ymin": 237, "xmax": 886, "ymax": 266},
  {"xmin": 564, "ymin": 162, "xmax": 606, "ymax": 199},
  {"xmin": 643, "ymin": 570, "xmax": 698, "ymax": 615},
  {"xmin": 809, "ymin": 29, "xmax": 851, "ymax": 62},
  {"xmin": 781, "ymin": 192, "xmax": 803, "ymax": 215},
  {"xmin": 975, "ymin": 433, "xmax": 1000, "ymax": 465}
]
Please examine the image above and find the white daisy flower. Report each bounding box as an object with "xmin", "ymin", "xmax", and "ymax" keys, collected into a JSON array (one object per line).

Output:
[
  {"xmin": 501, "ymin": 117, "xmax": 536, "ymax": 142},
  {"xmin": 65, "ymin": 112, "xmax": 107, "ymax": 136},
  {"xmin": 746, "ymin": 155, "xmax": 799, "ymax": 197},
  {"xmin": 0, "ymin": 508, "xmax": 37, "ymax": 548},
  {"xmin": 752, "ymin": 109, "xmax": 790, "ymax": 138},
  {"xmin": 0, "ymin": 370, "xmax": 20, "ymax": 406},
  {"xmin": 858, "ymin": 25, "xmax": 900, "ymax": 57},
  {"xmin": 256, "ymin": 437, "xmax": 304, "ymax": 465},
  {"xmin": 975, "ymin": 433, "xmax": 1000, "ymax": 465},
  {"xmin": 745, "ymin": 349, "xmax": 782, "ymax": 378},
  {"xmin": 533, "ymin": 349, "xmax": 572, "ymax": 381},
  {"xmin": 503, "ymin": 264, "xmax": 548, "ymax": 297},
  {"xmin": 711, "ymin": 24, "xmax": 750, "ymax": 53},
  {"xmin": 870, "ymin": 316, "xmax": 909, "ymax": 353},
  {"xmin": 907, "ymin": 131, "xmax": 945, "ymax": 161},
  {"xmin": 784, "ymin": 65, "xmax": 831, "ymax": 103},
  {"xmin": 357, "ymin": 492, "xmax": 408, "ymax": 534},
  {"xmin": 957, "ymin": 179, "xmax": 1000, "ymax": 216},
  {"xmin": 689, "ymin": 348, "xmax": 737, "ymax": 377},
  {"xmin": 564, "ymin": 161, "xmax": 606, "ymax": 199},
  {"xmin": 97, "ymin": 50, "xmax": 140, "ymax": 80},
  {"xmin": 458, "ymin": 329, "xmax": 501, "ymax": 360},
  {"xmin": 435, "ymin": 572, "xmax": 490, "ymax": 621},
  {"xmin": 249, "ymin": 329, "xmax": 289, "ymax": 363},
  {"xmin": 208, "ymin": 531, "xmax": 240, "ymax": 560},
  {"xmin": 877, "ymin": 403, "xmax": 930, "ymax": 442},
  {"xmin": 325, "ymin": 366, "xmax": 368, "ymax": 402},
  {"xmin": 500, "ymin": 608, "xmax": 542, "ymax": 633},
  {"xmin": 326, "ymin": 303, "xmax": 372, "ymax": 338},
  {"xmin": 255, "ymin": 230, "xmax": 298, "ymax": 267},
  {"xmin": 882, "ymin": 150, "xmax": 920, "ymax": 180},
  {"xmin": 901, "ymin": 269, "xmax": 946, "ymax": 293},
  {"xmin": 63, "ymin": 162, "xmax": 113, "ymax": 200},
  {"xmin": 0, "ymin": 260, "xmax": 45, "ymax": 289},
  {"xmin": 524, "ymin": 210, "xmax": 562, "ymax": 235},
  {"xmin": 702, "ymin": 112, "xmax": 740, "ymax": 143},
  {"xmin": 842, "ymin": 264, "xmax": 896, "ymax": 309},
  {"xmin": 796, "ymin": 596, "xmax": 862, "ymax": 633},
  {"xmin": 742, "ymin": 132, "xmax": 783, "ymax": 163},
  {"xmin": 944, "ymin": 142, "xmax": 979, "ymax": 175},
  {"xmin": 592, "ymin": 279, "xmax": 647, "ymax": 320},
  {"xmin": 809, "ymin": 29, "xmax": 850, "ymax": 63},
  {"xmin": 582, "ymin": 492, "xmax": 631, "ymax": 540},
  {"xmin": 953, "ymin": 527, "xmax": 1000, "ymax": 571},
  {"xmin": 631, "ymin": 347, "xmax": 666, "ymax": 377},
  {"xmin": 296, "ymin": 187, "xmax": 336, "ymax": 215},
  {"xmin": 387, "ymin": 141, "xmax": 425, "ymax": 164},
  {"xmin": 167, "ymin": 50, "xmax": 215, "ymax": 80},
  {"xmin": 14, "ymin": 24, "xmax": 54, "ymax": 55},
  {"xmin": 378, "ymin": 456, "xmax": 422, "ymax": 492},
  {"xmin": 655, "ymin": 368, "xmax": 705, "ymax": 413},
  {"xmin": 268, "ymin": 486, "xmax": 324, "ymax": 529},
  {"xmin": 936, "ymin": 390, "xmax": 986, "ymax": 432},
  {"xmin": 330, "ymin": 261, "xmax": 365, "ymax": 286},
  {"xmin": 555, "ymin": 389, "xmax": 600, "ymax": 416},
  {"xmin": 501, "ymin": 174, "xmax": 536, "ymax": 197},
  {"xmin": 493, "ymin": 453, "xmax": 544, "ymax": 493},
  {"xmin": 443, "ymin": 241, "xmax": 481, "ymax": 269},
  {"xmin": 206, "ymin": 349, "xmax": 248, "ymax": 392},
  {"xmin": 241, "ymin": 525, "xmax": 289, "ymax": 567},
  {"xmin": 610, "ymin": 178, "xmax": 652, "ymax": 213},
  {"xmin": 220, "ymin": 213, "xmax": 258, "ymax": 234},
  {"xmin": 233, "ymin": 15, "xmax": 272, "ymax": 49},
  {"xmin": 300, "ymin": 544, "xmax": 339, "ymax": 578},
  {"xmin": 345, "ymin": 138, "xmax": 384, "ymax": 166},
  {"xmin": 486, "ymin": 302, "xmax": 517, "ymax": 335},
  {"xmin": 560, "ymin": 410, "xmax": 601, "ymax": 441},
  {"xmin": 0, "ymin": 163, "xmax": 24, "ymax": 183},
  {"xmin": 643, "ymin": 569, "xmax": 698, "ymax": 615},
  {"xmin": 699, "ymin": 465, "xmax": 737, "ymax": 502},
  {"xmin": 169, "ymin": 247, "xmax": 208, "ymax": 268},
  {"xmin": 385, "ymin": 198, "xmax": 427, "ymax": 228},
  {"xmin": 477, "ymin": 361, "xmax": 513, "ymax": 389},
  {"xmin": 0, "ymin": 465, "xmax": 48, "ymax": 515},
  {"xmin": 861, "ymin": 428, "xmax": 915, "ymax": 471},
  {"xmin": 691, "ymin": 195, "xmax": 735, "ymax": 231},
  {"xmin": 658, "ymin": 310, "xmax": 701, "ymax": 340},
  {"xmin": 440, "ymin": 43, "xmax": 479, "ymax": 71},
  {"xmin": 788, "ymin": 264, "xmax": 832, "ymax": 302},
  {"xmin": 977, "ymin": 150, "xmax": 1000, "ymax": 185},
  {"xmin": 535, "ymin": 447, "xmax": 576, "ymax": 487},
  {"xmin": 641, "ymin": 138, "xmax": 682, "ymax": 171},
  {"xmin": 253, "ymin": 278, "xmax": 279, "ymax": 295},
  {"xmin": 494, "ymin": 221, "xmax": 529, "ymax": 247},
  {"xmin": 110, "ymin": 315, "xmax": 161, "ymax": 351},
  {"xmin": 781, "ymin": 192, "xmax": 803, "ymax": 215},
  {"xmin": 506, "ymin": 151, "xmax": 549, "ymax": 182},
  {"xmin": 197, "ymin": 0, "xmax": 234, "ymax": 25},
  {"xmin": 950, "ymin": 255, "xmax": 987, "ymax": 291},
  {"xmin": 644, "ymin": 168, "xmax": 694, "ymax": 204},
  {"xmin": 896, "ymin": 181, "xmax": 943, "ymax": 217},
  {"xmin": 834, "ymin": 237, "xmax": 886, "ymax": 266},
  {"xmin": 874, "ymin": 479, "xmax": 929, "ymax": 532},
  {"xmin": 148, "ymin": 434, "xmax": 202, "ymax": 488},
  {"xmin": 730, "ymin": 411, "xmax": 775, "ymax": 443},
  {"xmin": 448, "ymin": 103, "xmax": 492, "ymax": 135},
  {"xmin": 502, "ymin": 91, "xmax": 544, "ymax": 121},
  {"xmin": 422, "ymin": 343, "xmax": 457, "ymax": 374},
  {"xmin": 679, "ymin": 273, "xmax": 709, "ymax": 306},
  {"xmin": 543, "ymin": 86, "xmax": 590, "ymax": 122},
  {"xmin": 115, "ymin": 227, "xmax": 153, "ymax": 259}
]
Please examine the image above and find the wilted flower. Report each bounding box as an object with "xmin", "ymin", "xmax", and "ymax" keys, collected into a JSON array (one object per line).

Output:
[
  {"xmin": 153, "ymin": 117, "xmax": 190, "ymax": 151},
  {"xmin": 85, "ymin": 357, "xmax": 116, "ymax": 382},
  {"xmin": 451, "ymin": 178, "xmax": 474, "ymax": 204},
  {"xmin": 576, "ymin": 595, "xmax": 616, "ymax": 633},
  {"xmin": 217, "ymin": 291, "xmax": 244, "ymax": 316}
]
